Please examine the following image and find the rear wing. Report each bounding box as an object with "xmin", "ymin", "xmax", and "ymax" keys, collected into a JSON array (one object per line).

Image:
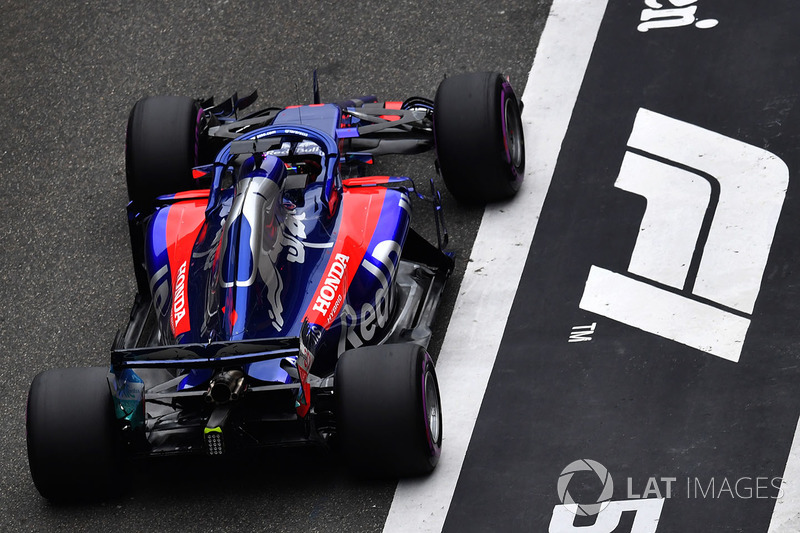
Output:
[{"xmin": 111, "ymin": 336, "xmax": 299, "ymax": 369}]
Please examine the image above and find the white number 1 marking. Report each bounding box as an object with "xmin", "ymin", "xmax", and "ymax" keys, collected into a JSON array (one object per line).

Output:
[{"xmin": 580, "ymin": 108, "xmax": 789, "ymax": 362}]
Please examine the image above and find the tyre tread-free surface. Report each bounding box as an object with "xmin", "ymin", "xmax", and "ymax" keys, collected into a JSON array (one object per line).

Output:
[
  {"xmin": 434, "ymin": 71, "xmax": 524, "ymax": 204},
  {"xmin": 26, "ymin": 366, "xmax": 120, "ymax": 502},
  {"xmin": 336, "ymin": 343, "xmax": 442, "ymax": 477},
  {"xmin": 125, "ymin": 95, "xmax": 200, "ymax": 208}
]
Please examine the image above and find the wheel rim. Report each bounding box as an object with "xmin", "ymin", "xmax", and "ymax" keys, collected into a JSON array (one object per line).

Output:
[
  {"xmin": 424, "ymin": 369, "xmax": 441, "ymax": 445},
  {"xmin": 503, "ymin": 96, "xmax": 524, "ymax": 170}
]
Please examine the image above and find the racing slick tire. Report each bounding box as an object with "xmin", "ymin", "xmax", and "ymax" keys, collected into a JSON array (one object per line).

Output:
[
  {"xmin": 26, "ymin": 366, "xmax": 121, "ymax": 501},
  {"xmin": 335, "ymin": 343, "xmax": 442, "ymax": 478},
  {"xmin": 125, "ymin": 95, "xmax": 201, "ymax": 208},
  {"xmin": 433, "ymin": 71, "xmax": 525, "ymax": 205}
]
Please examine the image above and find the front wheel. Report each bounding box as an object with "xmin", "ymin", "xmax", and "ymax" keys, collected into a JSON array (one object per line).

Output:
[
  {"xmin": 335, "ymin": 343, "xmax": 442, "ymax": 477},
  {"xmin": 26, "ymin": 366, "xmax": 122, "ymax": 501},
  {"xmin": 125, "ymin": 95, "xmax": 202, "ymax": 209},
  {"xmin": 433, "ymin": 71, "xmax": 525, "ymax": 205}
]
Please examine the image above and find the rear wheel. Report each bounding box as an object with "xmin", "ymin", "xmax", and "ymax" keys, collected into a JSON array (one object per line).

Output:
[
  {"xmin": 433, "ymin": 71, "xmax": 525, "ymax": 204},
  {"xmin": 336, "ymin": 343, "xmax": 442, "ymax": 477},
  {"xmin": 26, "ymin": 367, "xmax": 121, "ymax": 501},
  {"xmin": 125, "ymin": 95, "xmax": 202, "ymax": 209}
]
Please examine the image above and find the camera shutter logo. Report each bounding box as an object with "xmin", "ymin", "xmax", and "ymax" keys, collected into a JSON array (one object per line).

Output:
[{"xmin": 557, "ymin": 459, "xmax": 614, "ymax": 516}]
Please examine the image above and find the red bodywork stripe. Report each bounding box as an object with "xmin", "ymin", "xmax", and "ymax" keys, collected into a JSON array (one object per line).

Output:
[
  {"xmin": 295, "ymin": 186, "xmax": 388, "ymax": 416},
  {"xmin": 164, "ymin": 198, "xmax": 208, "ymax": 336},
  {"xmin": 192, "ymin": 167, "xmax": 211, "ymax": 180},
  {"xmin": 343, "ymin": 175, "xmax": 392, "ymax": 187},
  {"xmin": 166, "ymin": 189, "xmax": 210, "ymax": 200},
  {"xmin": 303, "ymin": 186, "xmax": 387, "ymax": 328},
  {"xmin": 379, "ymin": 100, "xmax": 403, "ymax": 121}
]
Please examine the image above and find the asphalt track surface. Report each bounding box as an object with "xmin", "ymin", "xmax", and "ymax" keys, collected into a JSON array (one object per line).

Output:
[
  {"xmin": 440, "ymin": 2, "xmax": 800, "ymax": 532},
  {"xmin": 0, "ymin": 1, "xmax": 550, "ymax": 532},
  {"xmin": 10, "ymin": 3, "xmax": 798, "ymax": 533}
]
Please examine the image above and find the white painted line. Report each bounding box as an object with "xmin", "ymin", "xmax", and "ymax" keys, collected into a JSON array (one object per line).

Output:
[
  {"xmin": 616, "ymin": 151, "xmax": 710, "ymax": 290},
  {"xmin": 580, "ymin": 266, "xmax": 750, "ymax": 363},
  {"xmin": 382, "ymin": 1, "xmax": 609, "ymax": 531},
  {"xmin": 579, "ymin": 107, "xmax": 788, "ymax": 363},
  {"xmin": 627, "ymin": 108, "xmax": 789, "ymax": 316},
  {"xmin": 769, "ymin": 416, "xmax": 800, "ymax": 532},
  {"xmin": 550, "ymin": 498, "xmax": 664, "ymax": 533}
]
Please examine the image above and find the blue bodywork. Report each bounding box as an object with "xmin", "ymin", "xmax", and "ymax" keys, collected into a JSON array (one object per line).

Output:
[
  {"xmin": 140, "ymin": 104, "xmax": 411, "ymax": 387},
  {"xmin": 110, "ymin": 97, "xmax": 451, "ymax": 451}
]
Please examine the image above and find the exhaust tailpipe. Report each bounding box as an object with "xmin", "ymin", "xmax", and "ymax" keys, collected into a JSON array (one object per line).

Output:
[{"xmin": 205, "ymin": 369, "xmax": 245, "ymax": 404}]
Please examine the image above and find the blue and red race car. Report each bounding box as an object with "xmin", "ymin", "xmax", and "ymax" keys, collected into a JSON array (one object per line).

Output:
[{"xmin": 25, "ymin": 71, "xmax": 525, "ymax": 501}]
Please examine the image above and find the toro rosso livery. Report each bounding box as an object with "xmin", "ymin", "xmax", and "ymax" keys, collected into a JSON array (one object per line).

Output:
[{"xmin": 26, "ymin": 71, "xmax": 525, "ymax": 501}]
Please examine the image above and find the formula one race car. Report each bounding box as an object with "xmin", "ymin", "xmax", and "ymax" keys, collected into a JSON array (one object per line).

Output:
[{"xmin": 25, "ymin": 71, "xmax": 525, "ymax": 501}]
